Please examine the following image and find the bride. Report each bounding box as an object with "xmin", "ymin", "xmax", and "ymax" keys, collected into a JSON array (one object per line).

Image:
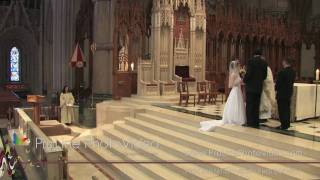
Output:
[{"xmin": 200, "ymin": 60, "xmax": 246, "ymax": 131}]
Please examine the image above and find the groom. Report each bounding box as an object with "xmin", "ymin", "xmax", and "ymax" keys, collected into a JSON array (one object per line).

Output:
[{"xmin": 244, "ymin": 48, "xmax": 268, "ymax": 127}]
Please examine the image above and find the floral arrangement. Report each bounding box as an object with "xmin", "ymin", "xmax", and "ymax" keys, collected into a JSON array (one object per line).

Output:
[{"xmin": 239, "ymin": 66, "xmax": 246, "ymax": 78}]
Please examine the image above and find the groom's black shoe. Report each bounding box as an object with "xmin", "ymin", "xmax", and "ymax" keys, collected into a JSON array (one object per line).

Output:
[
  {"xmin": 245, "ymin": 124, "xmax": 260, "ymax": 128},
  {"xmin": 260, "ymin": 119, "xmax": 268, "ymax": 123},
  {"xmin": 275, "ymin": 126, "xmax": 289, "ymax": 130}
]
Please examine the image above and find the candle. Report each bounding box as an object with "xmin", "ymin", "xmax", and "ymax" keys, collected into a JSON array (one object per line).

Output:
[
  {"xmin": 316, "ymin": 69, "xmax": 319, "ymax": 81},
  {"xmin": 131, "ymin": 62, "xmax": 134, "ymax": 71}
]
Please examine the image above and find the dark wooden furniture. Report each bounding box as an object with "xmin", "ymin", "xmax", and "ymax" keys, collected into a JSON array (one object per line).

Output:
[
  {"xmin": 175, "ymin": 66, "xmax": 196, "ymax": 82},
  {"xmin": 207, "ymin": 81, "xmax": 219, "ymax": 104},
  {"xmin": 178, "ymin": 82, "xmax": 195, "ymax": 106},
  {"xmin": 0, "ymin": 89, "xmax": 21, "ymax": 124},
  {"xmin": 217, "ymin": 73, "xmax": 227, "ymax": 102},
  {"xmin": 4, "ymin": 83, "xmax": 29, "ymax": 99},
  {"xmin": 131, "ymin": 71, "xmax": 137, "ymax": 94},
  {"xmin": 113, "ymin": 72, "xmax": 132, "ymax": 99},
  {"xmin": 27, "ymin": 95, "xmax": 45, "ymax": 126},
  {"xmin": 197, "ymin": 82, "xmax": 208, "ymax": 104}
]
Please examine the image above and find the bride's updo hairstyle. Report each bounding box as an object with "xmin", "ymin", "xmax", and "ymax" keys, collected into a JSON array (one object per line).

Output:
[
  {"xmin": 228, "ymin": 60, "xmax": 240, "ymax": 88},
  {"xmin": 229, "ymin": 60, "xmax": 240, "ymax": 74}
]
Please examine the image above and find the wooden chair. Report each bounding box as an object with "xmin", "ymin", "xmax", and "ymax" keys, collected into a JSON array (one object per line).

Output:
[
  {"xmin": 177, "ymin": 82, "xmax": 195, "ymax": 106},
  {"xmin": 197, "ymin": 82, "xmax": 208, "ymax": 104},
  {"xmin": 207, "ymin": 81, "xmax": 219, "ymax": 104},
  {"xmin": 215, "ymin": 73, "xmax": 227, "ymax": 103}
]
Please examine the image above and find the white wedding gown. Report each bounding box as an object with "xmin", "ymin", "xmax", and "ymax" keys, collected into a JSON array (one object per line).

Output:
[{"xmin": 200, "ymin": 73, "xmax": 246, "ymax": 131}]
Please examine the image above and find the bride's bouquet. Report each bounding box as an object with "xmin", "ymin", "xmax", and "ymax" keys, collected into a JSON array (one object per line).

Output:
[{"xmin": 239, "ymin": 66, "xmax": 246, "ymax": 78}]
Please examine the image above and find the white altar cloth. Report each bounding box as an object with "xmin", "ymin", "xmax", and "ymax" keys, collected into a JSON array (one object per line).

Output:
[{"xmin": 292, "ymin": 83, "xmax": 320, "ymax": 121}]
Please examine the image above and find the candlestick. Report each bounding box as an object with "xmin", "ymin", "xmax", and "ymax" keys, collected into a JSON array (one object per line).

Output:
[{"xmin": 316, "ymin": 69, "xmax": 319, "ymax": 81}]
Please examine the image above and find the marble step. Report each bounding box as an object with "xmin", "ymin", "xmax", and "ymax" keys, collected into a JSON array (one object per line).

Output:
[
  {"xmin": 217, "ymin": 125, "xmax": 320, "ymax": 154},
  {"xmin": 126, "ymin": 95, "xmax": 223, "ymax": 104},
  {"xmin": 101, "ymin": 128, "xmax": 203, "ymax": 180},
  {"xmin": 123, "ymin": 116, "xmax": 309, "ymax": 180},
  {"xmin": 145, "ymin": 107, "xmax": 204, "ymax": 126},
  {"xmin": 138, "ymin": 112, "xmax": 320, "ymax": 159},
  {"xmin": 130, "ymin": 95, "xmax": 180, "ymax": 102},
  {"xmin": 121, "ymin": 97, "xmax": 152, "ymax": 105},
  {"xmin": 146, "ymin": 107, "xmax": 320, "ymax": 150},
  {"xmin": 121, "ymin": 95, "xmax": 179, "ymax": 105},
  {"xmin": 135, "ymin": 113, "xmax": 320, "ymax": 179},
  {"xmin": 113, "ymin": 122, "xmax": 247, "ymax": 180},
  {"xmin": 116, "ymin": 119, "xmax": 283, "ymax": 180},
  {"xmin": 68, "ymin": 147, "xmax": 108, "ymax": 180},
  {"xmin": 78, "ymin": 138, "xmax": 152, "ymax": 179}
]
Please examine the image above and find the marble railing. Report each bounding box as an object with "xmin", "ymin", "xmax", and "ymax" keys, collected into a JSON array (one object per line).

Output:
[{"xmin": 14, "ymin": 108, "xmax": 67, "ymax": 180}]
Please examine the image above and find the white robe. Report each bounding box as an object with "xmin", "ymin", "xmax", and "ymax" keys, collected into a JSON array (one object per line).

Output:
[
  {"xmin": 259, "ymin": 67, "xmax": 276, "ymax": 119},
  {"xmin": 60, "ymin": 92, "xmax": 75, "ymax": 124}
]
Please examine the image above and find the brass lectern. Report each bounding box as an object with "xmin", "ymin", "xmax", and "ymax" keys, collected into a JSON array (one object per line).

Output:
[{"xmin": 27, "ymin": 95, "xmax": 45, "ymax": 126}]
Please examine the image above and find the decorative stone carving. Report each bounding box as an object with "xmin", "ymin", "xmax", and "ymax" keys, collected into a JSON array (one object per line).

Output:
[
  {"xmin": 118, "ymin": 34, "xmax": 129, "ymax": 71},
  {"xmin": 205, "ymin": 1, "xmax": 303, "ymax": 80}
]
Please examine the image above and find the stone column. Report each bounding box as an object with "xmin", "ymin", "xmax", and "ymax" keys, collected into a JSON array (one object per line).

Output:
[
  {"xmin": 169, "ymin": 11, "xmax": 174, "ymax": 80},
  {"xmin": 50, "ymin": 0, "xmax": 76, "ymax": 92},
  {"xmin": 151, "ymin": 8, "xmax": 161, "ymax": 80},
  {"xmin": 189, "ymin": 16, "xmax": 196, "ymax": 77},
  {"xmin": 51, "ymin": 0, "xmax": 67, "ymax": 92},
  {"xmin": 202, "ymin": 17, "xmax": 206, "ymax": 81},
  {"xmin": 92, "ymin": 0, "xmax": 114, "ymax": 94}
]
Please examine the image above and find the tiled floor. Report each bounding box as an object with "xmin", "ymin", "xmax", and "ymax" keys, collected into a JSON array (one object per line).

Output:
[
  {"xmin": 264, "ymin": 119, "xmax": 320, "ymax": 135},
  {"xmin": 171, "ymin": 104, "xmax": 225, "ymax": 117}
]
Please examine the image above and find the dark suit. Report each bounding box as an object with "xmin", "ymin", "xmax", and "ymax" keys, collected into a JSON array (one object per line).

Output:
[
  {"xmin": 244, "ymin": 55, "xmax": 268, "ymax": 127},
  {"xmin": 276, "ymin": 66, "xmax": 296, "ymax": 129}
]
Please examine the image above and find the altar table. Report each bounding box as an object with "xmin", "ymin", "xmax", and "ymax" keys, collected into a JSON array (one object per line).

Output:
[{"xmin": 291, "ymin": 83, "xmax": 320, "ymax": 121}]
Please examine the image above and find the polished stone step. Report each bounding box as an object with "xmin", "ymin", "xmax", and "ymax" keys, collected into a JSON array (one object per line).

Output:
[
  {"xmin": 145, "ymin": 107, "xmax": 203, "ymax": 126},
  {"xmin": 116, "ymin": 119, "xmax": 268, "ymax": 180},
  {"xmin": 220, "ymin": 125, "xmax": 320, "ymax": 152},
  {"xmin": 101, "ymin": 127, "xmax": 203, "ymax": 179},
  {"xmin": 78, "ymin": 138, "xmax": 150, "ymax": 179},
  {"xmin": 134, "ymin": 113, "xmax": 320, "ymax": 179},
  {"xmin": 68, "ymin": 147, "xmax": 108, "ymax": 180},
  {"xmin": 138, "ymin": 112, "xmax": 320, "ymax": 157},
  {"xmin": 123, "ymin": 116, "xmax": 315, "ymax": 179},
  {"xmin": 121, "ymin": 97, "xmax": 156, "ymax": 105},
  {"xmin": 75, "ymin": 105, "xmax": 320, "ymax": 179}
]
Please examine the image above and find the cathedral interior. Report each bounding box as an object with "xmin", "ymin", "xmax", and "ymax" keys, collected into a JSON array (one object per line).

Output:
[{"xmin": 0, "ymin": 0, "xmax": 319, "ymax": 179}]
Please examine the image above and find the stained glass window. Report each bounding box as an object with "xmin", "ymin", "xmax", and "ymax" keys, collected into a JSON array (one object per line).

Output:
[{"xmin": 10, "ymin": 47, "xmax": 20, "ymax": 82}]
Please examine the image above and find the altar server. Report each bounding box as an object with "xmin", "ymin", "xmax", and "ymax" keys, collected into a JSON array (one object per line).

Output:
[
  {"xmin": 276, "ymin": 58, "xmax": 296, "ymax": 130},
  {"xmin": 60, "ymin": 85, "xmax": 75, "ymax": 125}
]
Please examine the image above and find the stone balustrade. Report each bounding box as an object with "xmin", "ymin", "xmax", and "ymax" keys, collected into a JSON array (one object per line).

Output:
[{"xmin": 14, "ymin": 108, "xmax": 67, "ymax": 180}]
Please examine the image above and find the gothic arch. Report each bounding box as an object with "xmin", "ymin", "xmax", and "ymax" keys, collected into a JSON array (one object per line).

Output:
[{"xmin": 0, "ymin": 27, "xmax": 39, "ymax": 92}]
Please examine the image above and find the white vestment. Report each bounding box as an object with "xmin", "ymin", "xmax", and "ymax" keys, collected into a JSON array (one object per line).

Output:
[
  {"xmin": 60, "ymin": 92, "xmax": 75, "ymax": 124},
  {"xmin": 259, "ymin": 67, "xmax": 276, "ymax": 119}
]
